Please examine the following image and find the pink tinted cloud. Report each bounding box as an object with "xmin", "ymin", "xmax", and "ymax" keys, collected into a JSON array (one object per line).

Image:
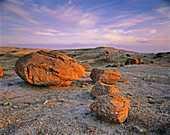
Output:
[{"xmin": 35, "ymin": 32, "xmax": 55, "ymax": 36}]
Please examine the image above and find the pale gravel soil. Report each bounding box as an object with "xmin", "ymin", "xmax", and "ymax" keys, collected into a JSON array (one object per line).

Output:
[{"xmin": 0, "ymin": 64, "xmax": 169, "ymax": 135}]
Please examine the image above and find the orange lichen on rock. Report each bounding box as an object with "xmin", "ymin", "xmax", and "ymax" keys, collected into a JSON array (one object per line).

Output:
[
  {"xmin": 43, "ymin": 100, "xmax": 58, "ymax": 108},
  {"xmin": 91, "ymin": 81, "xmax": 119, "ymax": 98},
  {"xmin": 0, "ymin": 66, "xmax": 3, "ymax": 77},
  {"xmin": 90, "ymin": 68, "xmax": 121, "ymax": 84},
  {"xmin": 89, "ymin": 94, "xmax": 130, "ymax": 123},
  {"xmin": 15, "ymin": 50, "xmax": 85, "ymax": 87},
  {"xmin": 43, "ymin": 100, "xmax": 53, "ymax": 104}
]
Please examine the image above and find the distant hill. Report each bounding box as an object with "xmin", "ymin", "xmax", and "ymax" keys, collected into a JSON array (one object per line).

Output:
[
  {"xmin": 0, "ymin": 46, "xmax": 52, "ymax": 57},
  {"xmin": 0, "ymin": 46, "xmax": 140, "ymax": 57}
]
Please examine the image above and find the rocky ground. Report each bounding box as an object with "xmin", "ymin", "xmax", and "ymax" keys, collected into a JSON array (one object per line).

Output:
[{"xmin": 0, "ymin": 47, "xmax": 169, "ymax": 135}]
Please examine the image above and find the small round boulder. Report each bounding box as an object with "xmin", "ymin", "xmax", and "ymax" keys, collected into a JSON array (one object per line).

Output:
[
  {"xmin": 91, "ymin": 82, "xmax": 119, "ymax": 98},
  {"xmin": 89, "ymin": 94, "xmax": 130, "ymax": 123},
  {"xmin": 125, "ymin": 58, "xmax": 139, "ymax": 65},
  {"xmin": 90, "ymin": 68, "xmax": 121, "ymax": 85}
]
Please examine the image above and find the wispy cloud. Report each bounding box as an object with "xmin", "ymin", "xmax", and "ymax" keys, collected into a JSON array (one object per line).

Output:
[
  {"xmin": 103, "ymin": 29, "xmax": 147, "ymax": 43},
  {"xmin": 106, "ymin": 15, "xmax": 153, "ymax": 28},
  {"xmin": 156, "ymin": 7, "xmax": 170, "ymax": 17},
  {"xmin": 86, "ymin": 1, "xmax": 116, "ymax": 12},
  {"xmin": 2, "ymin": 2, "xmax": 40, "ymax": 25},
  {"xmin": 44, "ymin": 29, "xmax": 59, "ymax": 33},
  {"xmin": 36, "ymin": 32, "xmax": 54, "ymax": 36},
  {"xmin": 33, "ymin": 5, "xmax": 99, "ymax": 29}
]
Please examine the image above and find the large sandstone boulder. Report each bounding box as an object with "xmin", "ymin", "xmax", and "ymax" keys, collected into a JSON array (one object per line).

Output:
[
  {"xmin": 91, "ymin": 81, "xmax": 119, "ymax": 98},
  {"xmin": 82, "ymin": 64, "xmax": 91, "ymax": 72},
  {"xmin": 125, "ymin": 58, "xmax": 139, "ymax": 65},
  {"xmin": 89, "ymin": 94, "xmax": 130, "ymax": 123},
  {"xmin": 15, "ymin": 50, "xmax": 85, "ymax": 87},
  {"xmin": 0, "ymin": 66, "xmax": 3, "ymax": 77},
  {"xmin": 90, "ymin": 68, "xmax": 121, "ymax": 85}
]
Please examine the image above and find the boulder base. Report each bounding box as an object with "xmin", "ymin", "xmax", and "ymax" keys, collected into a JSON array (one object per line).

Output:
[{"xmin": 15, "ymin": 50, "xmax": 85, "ymax": 86}]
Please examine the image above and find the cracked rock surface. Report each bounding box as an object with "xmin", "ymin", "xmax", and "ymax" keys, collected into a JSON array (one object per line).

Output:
[
  {"xmin": 15, "ymin": 50, "xmax": 85, "ymax": 86},
  {"xmin": 89, "ymin": 94, "xmax": 130, "ymax": 123}
]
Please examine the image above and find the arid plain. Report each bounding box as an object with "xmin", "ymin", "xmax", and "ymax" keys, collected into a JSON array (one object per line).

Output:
[{"xmin": 0, "ymin": 46, "xmax": 169, "ymax": 135}]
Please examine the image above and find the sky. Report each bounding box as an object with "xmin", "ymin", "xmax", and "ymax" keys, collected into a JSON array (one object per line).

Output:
[{"xmin": 0, "ymin": 0, "xmax": 170, "ymax": 53}]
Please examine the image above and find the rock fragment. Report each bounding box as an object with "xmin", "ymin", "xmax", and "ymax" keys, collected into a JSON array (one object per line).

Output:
[
  {"xmin": 120, "ymin": 63, "xmax": 125, "ymax": 67},
  {"xmin": 3, "ymin": 102, "xmax": 12, "ymax": 106},
  {"xmin": 126, "ymin": 54, "xmax": 131, "ymax": 57},
  {"xmin": 58, "ymin": 99, "xmax": 67, "ymax": 102},
  {"xmin": 150, "ymin": 60, "xmax": 155, "ymax": 64},
  {"xmin": 0, "ymin": 66, "xmax": 3, "ymax": 77},
  {"xmin": 106, "ymin": 50, "xmax": 110, "ymax": 55},
  {"xmin": 12, "ymin": 105, "xmax": 18, "ymax": 109},
  {"xmin": 133, "ymin": 126, "xmax": 147, "ymax": 133},
  {"xmin": 87, "ymin": 126, "xmax": 96, "ymax": 132},
  {"xmin": 7, "ymin": 83, "xmax": 13, "ymax": 86},
  {"xmin": 101, "ymin": 50, "xmax": 111, "ymax": 56},
  {"xmin": 43, "ymin": 100, "xmax": 53, "ymax": 104}
]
